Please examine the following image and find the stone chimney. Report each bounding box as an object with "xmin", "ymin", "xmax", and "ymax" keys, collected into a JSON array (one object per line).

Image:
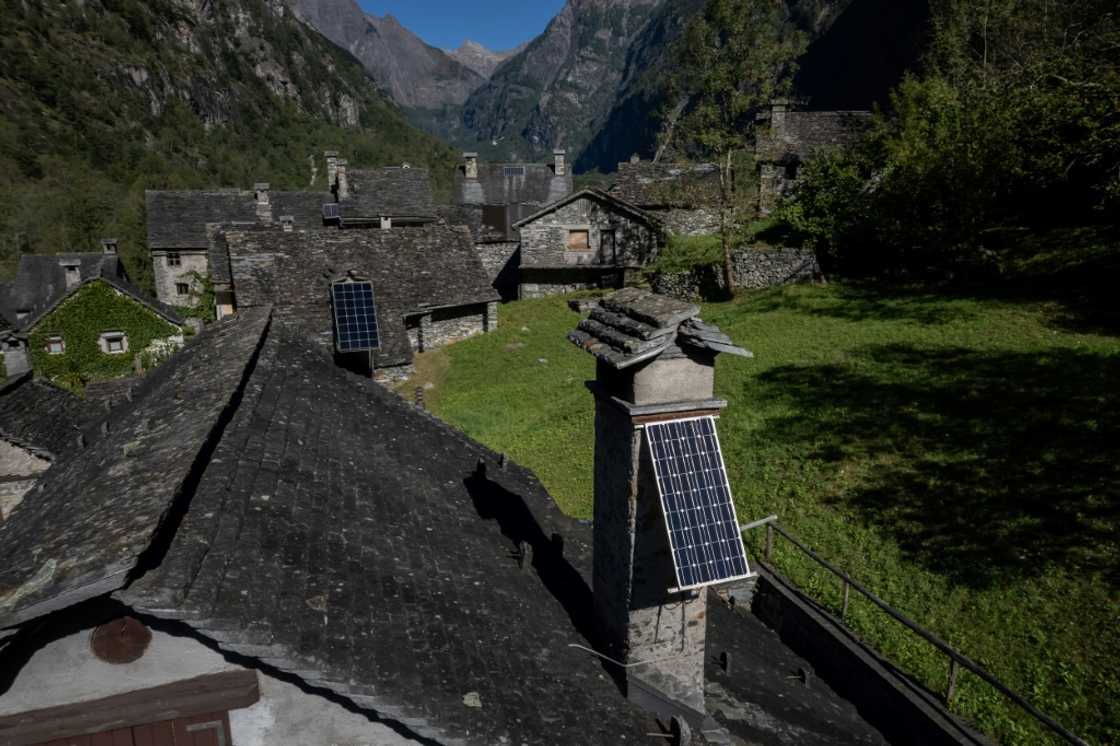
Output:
[
  {"xmin": 100, "ymin": 238, "xmax": 118, "ymax": 255},
  {"xmin": 770, "ymin": 99, "xmax": 790, "ymax": 136},
  {"xmin": 325, "ymin": 150, "xmax": 340, "ymax": 190},
  {"xmin": 60, "ymin": 259, "xmax": 82, "ymax": 290},
  {"xmin": 553, "ymin": 149, "xmax": 567, "ymax": 177},
  {"xmin": 280, "ymin": 215, "xmax": 295, "ymax": 233},
  {"xmin": 254, "ymin": 183, "xmax": 271, "ymax": 224},
  {"xmin": 336, "ymin": 160, "xmax": 350, "ymax": 200},
  {"xmin": 464, "ymin": 152, "xmax": 479, "ymax": 180},
  {"xmin": 568, "ymin": 288, "xmax": 753, "ymax": 728}
]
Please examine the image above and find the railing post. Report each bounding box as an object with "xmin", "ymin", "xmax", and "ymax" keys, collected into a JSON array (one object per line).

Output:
[
  {"xmin": 945, "ymin": 658, "xmax": 960, "ymax": 708},
  {"xmin": 764, "ymin": 523, "xmax": 774, "ymax": 562},
  {"xmin": 841, "ymin": 576, "xmax": 851, "ymax": 621}
]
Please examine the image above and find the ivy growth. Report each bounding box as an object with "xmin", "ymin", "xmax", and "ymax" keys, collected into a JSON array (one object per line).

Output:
[{"xmin": 27, "ymin": 280, "xmax": 181, "ymax": 393}]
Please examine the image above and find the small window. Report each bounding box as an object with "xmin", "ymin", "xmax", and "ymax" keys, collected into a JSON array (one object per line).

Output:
[
  {"xmin": 167, "ymin": 252, "xmax": 182, "ymax": 267},
  {"xmin": 176, "ymin": 282, "xmax": 190, "ymax": 296},
  {"xmin": 100, "ymin": 332, "xmax": 128, "ymax": 355},
  {"xmin": 65, "ymin": 265, "xmax": 80, "ymax": 277},
  {"xmin": 46, "ymin": 336, "xmax": 65, "ymax": 355},
  {"xmin": 567, "ymin": 229, "xmax": 590, "ymax": 251}
]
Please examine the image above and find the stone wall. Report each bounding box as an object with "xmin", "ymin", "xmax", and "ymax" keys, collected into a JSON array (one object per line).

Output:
[
  {"xmin": 654, "ymin": 208, "xmax": 721, "ymax": 237},
  {"xmin": 519, "ymin": 267, "xmax": 623, "ymax": 299},
  {"xmin": 475, "ymin": 241, "xmax": 520, "ymax": 301},
  {"xmin": 651, "ymin": 247, "xmax": 820, "ymax": 300},
  {"xmin": 151, "ymin": 249, "xmax": 208, "ymax": 306},
  {"xmin": 406, "ymin": 303, "xmax": 491, "ymax": 353}
]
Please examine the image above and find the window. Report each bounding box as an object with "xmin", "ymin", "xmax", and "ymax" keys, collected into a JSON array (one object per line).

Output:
[
  {"xmin": 176, "ymin": 282, "xmax": 190, "ymax": 296},
  {"xmin": 167, "ymin": 252, "xmax": 182, "ymax": 267},
  {"xmin": 46, "ymin": 336, "xmax": 65, "ymax": 355},
  {"xmin": 567, "ymin": 229, "xmax": 590, "ymax": 252},
  {"xmin": 100, "ymin": 331, "xmax": 129, "ymax": 355}
]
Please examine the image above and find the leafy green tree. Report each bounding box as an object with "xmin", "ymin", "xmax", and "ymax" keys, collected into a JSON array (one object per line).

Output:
[{"xmin": 666, "ymin": 0, "xmax": 807, "ymax": 290}]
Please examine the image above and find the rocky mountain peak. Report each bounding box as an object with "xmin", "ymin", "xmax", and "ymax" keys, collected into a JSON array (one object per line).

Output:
[{"xmin": 447, "ymin": 39, "xmax": 526, "ymax": 79}]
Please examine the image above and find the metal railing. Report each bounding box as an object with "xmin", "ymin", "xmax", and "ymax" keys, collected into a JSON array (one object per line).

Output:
[{"xmin": 739, "ymin": 515, "xmax": 1088, "ymax": 746}]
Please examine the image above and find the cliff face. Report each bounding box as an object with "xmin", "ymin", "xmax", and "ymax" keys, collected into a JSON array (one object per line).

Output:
[
  {"xmin": 458, "ymin": 0, "xmax": 666, "ymax": 163},
  {"xmin": 286, "ymin": 0, "xmax": 486, "ymax": 109}
]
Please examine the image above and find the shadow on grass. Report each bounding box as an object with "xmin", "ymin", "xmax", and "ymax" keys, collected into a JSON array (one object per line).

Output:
[
  {"xmin": 737, "ymin": 284, "xmax": 983, "ymax": 325},
  {"xmin": 753, "ymin": 343, "xmax": 1120, "ymax": 589}
]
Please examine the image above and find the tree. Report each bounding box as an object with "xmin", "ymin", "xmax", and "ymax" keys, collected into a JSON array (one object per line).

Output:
[{"xmin": 666, "ymin": 0, "xmax": 807, "ymax": 290}]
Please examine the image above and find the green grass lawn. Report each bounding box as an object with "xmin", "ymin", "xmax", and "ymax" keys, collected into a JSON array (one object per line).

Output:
[{"xmin": 407, "ymin": 284, "xmax": 1119, "ymax": 745}]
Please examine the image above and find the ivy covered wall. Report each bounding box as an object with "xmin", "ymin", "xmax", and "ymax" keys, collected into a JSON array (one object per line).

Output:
[{"xmin": 28, "ymin": 281, "xmax": 181, "ymax": 391}]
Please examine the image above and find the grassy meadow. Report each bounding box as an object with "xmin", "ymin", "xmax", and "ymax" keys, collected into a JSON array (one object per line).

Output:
[{"xmin": 403, "ymin": 284, "xmax": 1119, "ymax": 745}]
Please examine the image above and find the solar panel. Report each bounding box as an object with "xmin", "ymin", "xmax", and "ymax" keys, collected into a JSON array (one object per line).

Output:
[
  {"xmin": 322, "ymin": 203, "xmax": 341, "ymax": 221},
  {"xmin": 645, "ymin": 417, "xmax": 752, "ymax": 590},
  {"xmin": 331, "ymin": 281, "xmax": 381, "ymax": 352}
]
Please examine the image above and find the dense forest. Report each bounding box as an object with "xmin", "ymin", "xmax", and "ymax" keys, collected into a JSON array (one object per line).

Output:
[{"xmin": 0, "ymin": 0, "xmax": 456, "ymax": 289}]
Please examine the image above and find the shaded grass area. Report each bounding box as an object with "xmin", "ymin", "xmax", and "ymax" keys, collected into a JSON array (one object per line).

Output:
[{"xmin": 414, "ymin": 285, "xmax": 1119, "ymax": 745}]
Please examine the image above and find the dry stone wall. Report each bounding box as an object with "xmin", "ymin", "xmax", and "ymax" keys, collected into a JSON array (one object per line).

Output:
[{"xmin": 651, "ymin": 247, "xmax": 821, "ymax": 300}]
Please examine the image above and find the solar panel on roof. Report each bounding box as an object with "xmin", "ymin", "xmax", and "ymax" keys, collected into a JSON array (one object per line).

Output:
[
  {"xmin": 646, "ymin": 417, "xmax": 752, "ymax": 590},
  {"xmin": 331, "ymin": 281, "xmax": 381, "ymax": 353},
  {"xmin": 323, "ymin": 203, "xmax": 341, "ymax": 221}
]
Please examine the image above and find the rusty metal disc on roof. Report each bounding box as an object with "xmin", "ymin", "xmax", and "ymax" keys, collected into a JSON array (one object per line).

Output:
[{"xmin": 90, "ymin": 616, "xmax": 152, "ymax": 664}]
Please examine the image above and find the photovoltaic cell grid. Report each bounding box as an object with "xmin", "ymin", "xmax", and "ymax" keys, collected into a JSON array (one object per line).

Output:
[
  {"xmin": 646, "ymin": 417, "xmax": 752, "ymax": 590},
  {"xmin": 331, "ymin": 281, "xmax": 381, "ymax": 352}
]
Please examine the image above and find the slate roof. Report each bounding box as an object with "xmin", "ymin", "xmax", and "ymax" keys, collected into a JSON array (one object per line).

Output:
[
  {"xmin": 222, "ymin": 225, "xmax": 498, "ymax": 367},
  {"xmin": 145, "ymin": 190, "xmax": 332, "ymax": 250},
  {"xmin": 569, "ymin": 287, "xmax": 752, "ymax": 369},
  {"xmin": 18, "ymin": 274, "xmax": 183, "ymax": 334},
  {"xmin": 146, "ymin": 190, "xmax": 258, "ymax": 250},
  {"xmin": 0, "ymin": 311, "xmax": 270, "ymax": 627},
  {"xmin": 609, "ymin": 161, "xmax": 724, "ymax": 209},
  {"xmin": 343, "ymin": 167, "xmax": 437, "ymax": 220},
  {"xmin": 512, "ymin": 188, "xmax": 659, "ymax": 231},
  {"xmin": 0, "ymin": 374, "xmax": 100, "ymax": 459},
  {"xmin": 457, "ymin": 162, "xmax": 573, "ymax": 207},
  {"xmin": 0, "ymin": 253, "xmax": 124, "ymax": 328}
]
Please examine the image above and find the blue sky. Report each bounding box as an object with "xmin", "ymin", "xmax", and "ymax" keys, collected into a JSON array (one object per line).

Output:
[{"xmin": 358, "ymin": 1, "xmax": 565, "ymax": 51}]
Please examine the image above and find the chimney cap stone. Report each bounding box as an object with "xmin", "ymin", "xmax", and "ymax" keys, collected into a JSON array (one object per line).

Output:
[
  {"xmin": 463, "ymin": 152, "xmax": 479, "ymax": 158},
  {"xmin": 324, "ymin": 150, "xmax": 340, "ymax": 157},
  {"xmin": 253, "ymin": 182, "xmax": 270, "ymax": 191},
  {"xmin": 568, "ymin": 288, "xmax": 751, "ymax": 369}
]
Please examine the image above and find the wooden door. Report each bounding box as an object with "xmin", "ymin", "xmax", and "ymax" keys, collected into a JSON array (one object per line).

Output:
[{"xmin": 36, "ymin": 712, "xmax": 231, "ymax": 746}]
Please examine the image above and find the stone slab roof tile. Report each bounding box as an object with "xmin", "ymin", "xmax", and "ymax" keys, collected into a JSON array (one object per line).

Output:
[
  {"xmin": 146, "ymin": 190, "xmax": 258, "ymax": 250},
  {"xmin": 343, "ymin": 167, "xmax": 436, "ymax": 219},
  {"xmin": 757, "ymin": 110, "xmax": 873, "ymax": 163},
  {"xmin": 570, "ymin": 288, "xmax": 749, "ymax": 368},
  {"xmin": 223, "ymin": 225, "xmax": 498, "ymax": 367},
  {"xmin": 0, "ymin": 309, "xmax": 272, "ymax": 629},
  {"xmin": 18, "ymin": 273, "xmax": 183, "ymax": 333},
  {"xmin": 120, "ymin": 326, "xmax": 655, "ymax": 744},
  {"xmin": 609, "ymin": 162, "xmax": 723, "ymax": 209},
  {"xmin": 0, "ymin": 374, "xmax": 100, "ymax": 458}
]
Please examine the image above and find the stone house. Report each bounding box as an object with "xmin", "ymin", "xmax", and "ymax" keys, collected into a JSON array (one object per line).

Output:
[
  {"xmin": 514, "ymin": 188, "xmax": 662, "ymax": 298},
  {"xmin": 755, "ymin": 99, "xmax": 872, "ymax": 214},
  {"xmin": 146, "ymin": 153, "xmax": 439, "ymax": 310},
  {"xmin": 608, "ymin": 158, "xmax": 724, "ymax": 236},
  {"xmin": 447, "ymin": 151, "xmax": 574, "ymax": 300},
  {"xmin": 211, "ymin": 224, "xmax": 499, "ymax": 379},
  {"xmin": 0, "ymin": 297, "xmax": 892, "ymax": 744},
  {"xmin": 0, "ymin": 243, "xmax": 173, "ymax": 382}
]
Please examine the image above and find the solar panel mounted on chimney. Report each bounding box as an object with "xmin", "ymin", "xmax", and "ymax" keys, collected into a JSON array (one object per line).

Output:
[
  {"xmin": 331, "ymin": 280, "xmax": 380, "ymax": 353},
  {"xmin": 645, "ymin": 417, "xmax": 752, "ymax": 590}
]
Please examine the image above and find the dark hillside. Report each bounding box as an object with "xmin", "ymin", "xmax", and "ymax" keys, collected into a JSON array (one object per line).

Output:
[{"xmin": 0, "ymin": 0, "xmax": 456, "ymax": 289}]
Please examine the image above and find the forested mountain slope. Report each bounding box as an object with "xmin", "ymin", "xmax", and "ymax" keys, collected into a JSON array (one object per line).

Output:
[{"xmin": 0, "ymin": 0, "xmax": 455, "ymax": 288}]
